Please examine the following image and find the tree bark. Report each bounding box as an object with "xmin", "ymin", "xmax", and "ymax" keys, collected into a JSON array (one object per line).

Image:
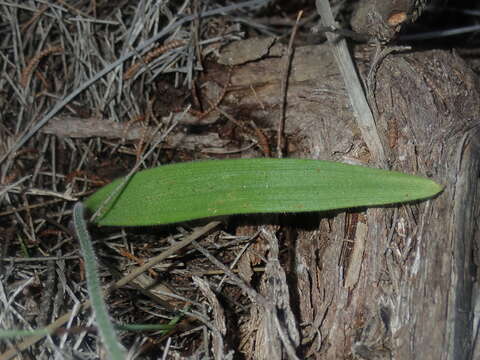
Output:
[{"xmin": 210, "ymin": 42, "xmax": 480, "ymax": 359}]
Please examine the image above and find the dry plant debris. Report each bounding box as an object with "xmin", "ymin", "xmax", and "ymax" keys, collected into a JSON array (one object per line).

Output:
[
  {"xmin": 1, "ymin": 0, "xmax": 478, "ymax": 359},
  {"xmin": 0, "ymin": 0, "xmax": 318, "ymax": 358}
]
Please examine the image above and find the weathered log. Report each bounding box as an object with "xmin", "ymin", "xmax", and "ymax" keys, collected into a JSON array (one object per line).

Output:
[{"xmin": 210, "ymin": 41, "xmax": 479, "ymax": 359}]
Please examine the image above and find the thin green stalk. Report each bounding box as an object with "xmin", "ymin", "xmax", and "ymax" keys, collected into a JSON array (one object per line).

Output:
[{"xmin": 73, "ymin": 203, "xmax": 126, "ymax": 360}]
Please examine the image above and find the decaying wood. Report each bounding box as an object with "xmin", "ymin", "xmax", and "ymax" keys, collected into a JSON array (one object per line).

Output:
[
  {"xmin": 40, "ymin": 116, "xmax": 229, "ymax": 151},
  {"xmin": 207, "ymin": 39, "xmax": 479, "ymax": 359},
  {"xmin": 351, "ymin": 0, "xmax": 429, "ymax": 41},
  {"xmin": 192, "ymin": 276, "xmax": 232, "ymax": 360}
]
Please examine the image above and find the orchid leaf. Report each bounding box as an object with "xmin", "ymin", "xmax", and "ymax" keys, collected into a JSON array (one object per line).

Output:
[{"xmin": 84, "ymin": 158, "xmax": 443, "ymax": 227}]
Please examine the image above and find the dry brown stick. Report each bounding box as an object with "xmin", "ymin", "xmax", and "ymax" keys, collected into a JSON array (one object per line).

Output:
[
  {"xmin": 40, "ymin": 116, "xmax": 229, "ymax": 149},
  {"xmin": 277, "ymin": 10, "xmax": 303, "ymax": 158}
]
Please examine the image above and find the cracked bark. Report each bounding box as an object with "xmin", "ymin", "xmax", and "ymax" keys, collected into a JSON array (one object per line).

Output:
[{"xmin": 210, "ymin": 42, "xmax": 479, "ymax": 359}]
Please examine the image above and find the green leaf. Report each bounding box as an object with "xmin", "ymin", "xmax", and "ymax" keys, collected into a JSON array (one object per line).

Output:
[{"xmin": 84, "ymin": 158, "xmax": 443, "ymax": 227}]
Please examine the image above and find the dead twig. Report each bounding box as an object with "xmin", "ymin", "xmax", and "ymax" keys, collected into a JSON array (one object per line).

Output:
[{"xmin": 277, "ymin": 11, "xmax": 302, "ymax": 158}]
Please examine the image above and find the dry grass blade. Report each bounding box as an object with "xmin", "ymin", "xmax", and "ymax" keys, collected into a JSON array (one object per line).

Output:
[{"xmin": 315, "ymin": 0, "xmax": 387, "ymax": 166}]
